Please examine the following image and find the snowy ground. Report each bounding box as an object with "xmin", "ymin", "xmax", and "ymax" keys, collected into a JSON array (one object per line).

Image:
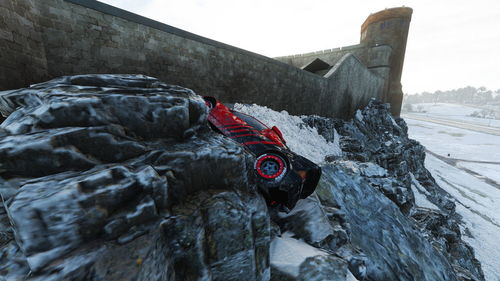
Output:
[
  {"xmin": 405, "ymin": 103, "xmax": 500, "ymax": 129},
  {"xmin": 457, "ymin": 162, "xmax": 500, "ymax": 184},
  {"xmin": 404, "ymin": 118, "xmax": 500, "ymax": 163},
  {"xmin": 405, "ymin": 116, "xmax": 500, "ymax": 281}
]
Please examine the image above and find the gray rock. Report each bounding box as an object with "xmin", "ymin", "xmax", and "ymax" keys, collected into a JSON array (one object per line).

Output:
[
  {"xmin": 304, "ymin": 99, "xmax": 484, "ymax": 281},
  {"xmin": 411, "ymin": 207, "xmax": 483, "ymax": 281},
  {"xmin": 0, "ymin": 74, "xmax": 207, "ymax": 140},
  {"xmin": 0, "ymin": 77, "xmax": 485, "ymax": 281},
  {"xmin": 163, "ymin": 191, "xmax": 270, "ymax": 281},
  {"xmin": 0, "ymin": 75, "xmax": 267, "ymax": 280},
  {"xmin": 0, "ymin": 241, "xmax": 30, "ymax": 279},
  {"xmin": 297, "ymin": 255, "xmax": 349, "ymax": 281},
  {"xmin": 318, "ymin": 162, "xmax": 459, "ymax": 281},
  {"xmin": 272, "ymin": 194, "xmax": 348, "ymax": 252},
  {"xmin": 7, "ymin": 165, "xmax": 167, "ymax": 271}
]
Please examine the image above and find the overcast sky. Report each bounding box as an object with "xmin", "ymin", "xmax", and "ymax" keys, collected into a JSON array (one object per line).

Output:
[{"xmin": 100, "ymin": 0, "xmax": 500, "ymax": 94}]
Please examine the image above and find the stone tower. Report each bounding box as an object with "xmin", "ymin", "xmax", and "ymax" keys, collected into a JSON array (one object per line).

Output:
[
  {"xmin": 274, "ymin": 7, "xmax": 413, "ymax": 117},
  {"xmin": 360, "ymin": 7, "xmax": 413, "ymax": 116}
]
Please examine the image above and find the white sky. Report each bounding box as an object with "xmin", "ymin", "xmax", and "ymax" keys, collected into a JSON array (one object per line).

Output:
[{"xmin": 100, "ymin": 0, "xmax": 500, "ymax": 94}]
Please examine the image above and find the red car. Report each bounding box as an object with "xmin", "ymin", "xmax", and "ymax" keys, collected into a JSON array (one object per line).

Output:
[{"xmin": 204, "ymin": 97, "xmax": 321, "ymax": 211}]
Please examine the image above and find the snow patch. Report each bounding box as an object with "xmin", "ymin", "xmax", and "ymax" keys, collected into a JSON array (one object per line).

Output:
[
  {"xmin": 409, "ymin": 173, "xmax": 439, "ymax": 210},
  {"xmin": 270, "ymin": 233, "xmax": 328, "ymax": 278},
  {"xmin": 355, "ymin": 110, "xmax": 363, "ymax": 121},
  {"xmin": 233, "ymin": 103, "xmax": 341, "ymax": 164}
]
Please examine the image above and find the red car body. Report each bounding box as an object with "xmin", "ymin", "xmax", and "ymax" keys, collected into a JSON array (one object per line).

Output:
[{"xmin": 204, "ymin": 97, "xmax": 321, "ymax": 210}]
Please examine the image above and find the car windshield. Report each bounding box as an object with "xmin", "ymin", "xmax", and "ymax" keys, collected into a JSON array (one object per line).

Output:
[{"xmin": 232, "ymin": 111, "xmax": 268, "ymax": 131}]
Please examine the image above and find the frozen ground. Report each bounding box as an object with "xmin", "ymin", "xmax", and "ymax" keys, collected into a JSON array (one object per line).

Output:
[{"xmin": 405, "ymin": 117, "xmax": 500, "ymax": 281}]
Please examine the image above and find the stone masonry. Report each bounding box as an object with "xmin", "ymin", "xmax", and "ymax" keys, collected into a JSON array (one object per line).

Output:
[
  {"xmin": 0, "ymin": 0, "xmax": 411, "ymax": 119},
  {"xmin": 276, "ymin": 7, "xmax": 413, "ymax": 116}
]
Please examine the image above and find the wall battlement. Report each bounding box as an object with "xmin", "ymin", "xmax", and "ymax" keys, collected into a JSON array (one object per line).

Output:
[
  {"xmin": 0, "ymin": 0, "xmax": 411, "ymax": 119},
  {"xmin": 274, "ymin": 44, "xmax": 363, "ymax": 59},
  {"xmin": 275, "ymin": 7, "xmax": 413, "ymax": 116}
]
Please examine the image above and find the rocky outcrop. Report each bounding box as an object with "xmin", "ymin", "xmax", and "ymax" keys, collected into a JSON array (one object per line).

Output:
[
  {"xmin": 318, "ymin": 163, "xmax": 457, "ymax": 280},
  {"xmin": 0, "ymin": 75, "xmax": 269, "ymax": 280},
  {"xmin": 302, "ymin": 100, "xmax": 484, "ymax": 281},
  {"xmin": 0, "ymin": 75, "xmax": 484, "ymax": 281}
]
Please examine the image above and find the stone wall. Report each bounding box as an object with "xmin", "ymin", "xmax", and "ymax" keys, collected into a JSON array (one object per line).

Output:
[
  {"xmin": 360, "ymin": 7, "xmax": 413, "ymax": 116},
  {"xmin": 0, "ymin": 0, "xmax": 49, "ymax": 91},
  {"xmin": 324, "ymin": 54, "xmax": 385, "ymax": 117},
  {"xmin": 0, "ymin": 0, "xmax": 388, "ymax": 119},
  {"xmin": 275, "ymin": 44, "xmax": 367, "ymax": 69},
  {"xmin": 275, "ymin": 7, "xmax": 412, "ymax": 116}
]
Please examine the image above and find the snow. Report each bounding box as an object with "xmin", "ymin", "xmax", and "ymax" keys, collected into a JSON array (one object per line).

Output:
[
  {"xmin": 425, "ymin": 155, "xmax": 500, "ymax": 281},
  {"xmin": 405, "ymin": 113, "xmax": 500, "ymax": 281},
  {"xmin": 406, "ymin": 103, "xmax": 500, "ymax": 129},
  {"xmin": 409, "ymin": 103, "xmax": 478, "ymax": 116},
  {"xmin": 355, "ymin": 109, "xmax": 363, "ymax": 121},
  {"xmin": 457, "ymin": 162, "xmax": 500, "ymax": 185},
  {"xmin": 405, "ymin": 118, "xmax": 500, "ymax": 162},
  {"xmin": 409, "ymin": 173, "xmax": 440, "ymax": 210},
  {"xmin": 233, "ymin": 103, "xmax": 341, "ymax": 164},
  {"xmin": 270, "ymin": 232, "xmax": 327, "ymax": 278}
]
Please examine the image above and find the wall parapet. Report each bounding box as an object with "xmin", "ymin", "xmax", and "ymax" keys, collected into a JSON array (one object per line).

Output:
[
  {"xmin": 63, "ymin": 0, "xmax": 292, "ymax": 68},
  {"xmin": 274, "ymin": 43, "xmax": 363, "ymax": 60}
]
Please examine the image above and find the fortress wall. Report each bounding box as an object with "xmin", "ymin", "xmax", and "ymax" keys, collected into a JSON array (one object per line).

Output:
[
  {"xmin": 274, "ymin": 44, "xmax": 391, "ymax": 112},
  {"xmin": 0, "ymin": 0, "xmax": 49, "ymax": 91},
  {"xmin": 360, "ymin": 7, "xmax": 412, "ymax": 116},
  {"xmin": 325, "ymin": 54, "xmax": 385, "ymax": 117},
  {"xmin": 0, "ymin": 0, "xmax": 386, "ymax": 119},
  {"xmin": 274, "ymin": 44, "xmax": 393, "ymax": 83},
  {"xmin": 276, "ymin": 7, "xmax": 412, "ymax": 116},
  {"xmin": 275, "ymin": 44, "xmax": 367, "ymax": 69}
]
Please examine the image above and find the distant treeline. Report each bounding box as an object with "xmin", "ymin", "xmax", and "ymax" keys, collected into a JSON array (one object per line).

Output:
[{"xmin": 404, "ymin": 86, "xmax": 500, "ymax": 105}]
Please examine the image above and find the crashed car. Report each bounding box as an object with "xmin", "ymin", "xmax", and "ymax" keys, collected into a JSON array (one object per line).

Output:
[{"xmin": 204, "ymin": 96, "xmax": 321, "ymax": 211}]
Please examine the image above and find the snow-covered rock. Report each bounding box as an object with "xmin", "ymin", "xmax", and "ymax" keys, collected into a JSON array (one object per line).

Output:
[
  {"xmin": 0, "ymin": 75, "xmax": 269, "ymax": 280},
  {"xmin": 0, "ymin": 76, "xmax": 485, "ymax": 281}
]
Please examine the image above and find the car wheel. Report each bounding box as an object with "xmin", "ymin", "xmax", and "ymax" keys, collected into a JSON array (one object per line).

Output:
[{"xmin": 255, "ymin": 153, "xmax": 287, "ymax": 181}]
